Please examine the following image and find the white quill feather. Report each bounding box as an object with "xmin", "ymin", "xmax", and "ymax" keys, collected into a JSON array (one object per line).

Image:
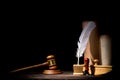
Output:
[{"xmin": 76, "ymin": 21, "xmax": 96, "ymax": 64}]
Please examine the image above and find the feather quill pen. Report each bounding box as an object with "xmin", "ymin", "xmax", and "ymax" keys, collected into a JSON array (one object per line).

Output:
[{"xmin": 76, "ymin": 21, "xmax": 96, "ymax": 65}]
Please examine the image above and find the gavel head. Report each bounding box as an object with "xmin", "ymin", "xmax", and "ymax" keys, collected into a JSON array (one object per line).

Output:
[{"xmin": 46, "ymin": 55, "xmax": 57, "ymax": 70}]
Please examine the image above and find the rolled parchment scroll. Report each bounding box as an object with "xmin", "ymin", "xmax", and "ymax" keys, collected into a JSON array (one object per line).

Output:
[{"xmin": 100, "ymin": 35, "xmax": 112, "ymax": 65}]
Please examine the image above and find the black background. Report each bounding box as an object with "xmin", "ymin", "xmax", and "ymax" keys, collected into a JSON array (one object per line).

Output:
[{"xmin": 1, "ymin": 5, "xmax": 114, "ymax": 78}]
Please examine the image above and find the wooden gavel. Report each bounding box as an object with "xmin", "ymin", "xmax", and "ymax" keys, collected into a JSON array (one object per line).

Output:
[{"xmin": 10, "ymin": 55, "xmax": 61, "ymax": 74}]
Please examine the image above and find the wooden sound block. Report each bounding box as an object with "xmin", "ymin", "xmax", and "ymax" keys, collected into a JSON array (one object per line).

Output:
[{"xmin": 43, "ymin": 70, "xmax": 62, "ymax": 74}]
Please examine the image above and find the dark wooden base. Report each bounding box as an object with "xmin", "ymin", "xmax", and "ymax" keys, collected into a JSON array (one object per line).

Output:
[{"xmin": 43, "ymin": 69, "xmax": 62, "ymax": 74}]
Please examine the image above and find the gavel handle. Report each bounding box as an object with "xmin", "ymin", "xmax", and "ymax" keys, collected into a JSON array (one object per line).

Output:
[{"xmin": 10, "ymin": 62, "xmax": 48, "ymax": 73}]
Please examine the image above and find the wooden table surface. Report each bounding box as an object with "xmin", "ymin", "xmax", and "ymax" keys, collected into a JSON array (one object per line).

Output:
[{"xmin": 17, "ymin": 71, "xmax": 112, "ymax": 80}]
